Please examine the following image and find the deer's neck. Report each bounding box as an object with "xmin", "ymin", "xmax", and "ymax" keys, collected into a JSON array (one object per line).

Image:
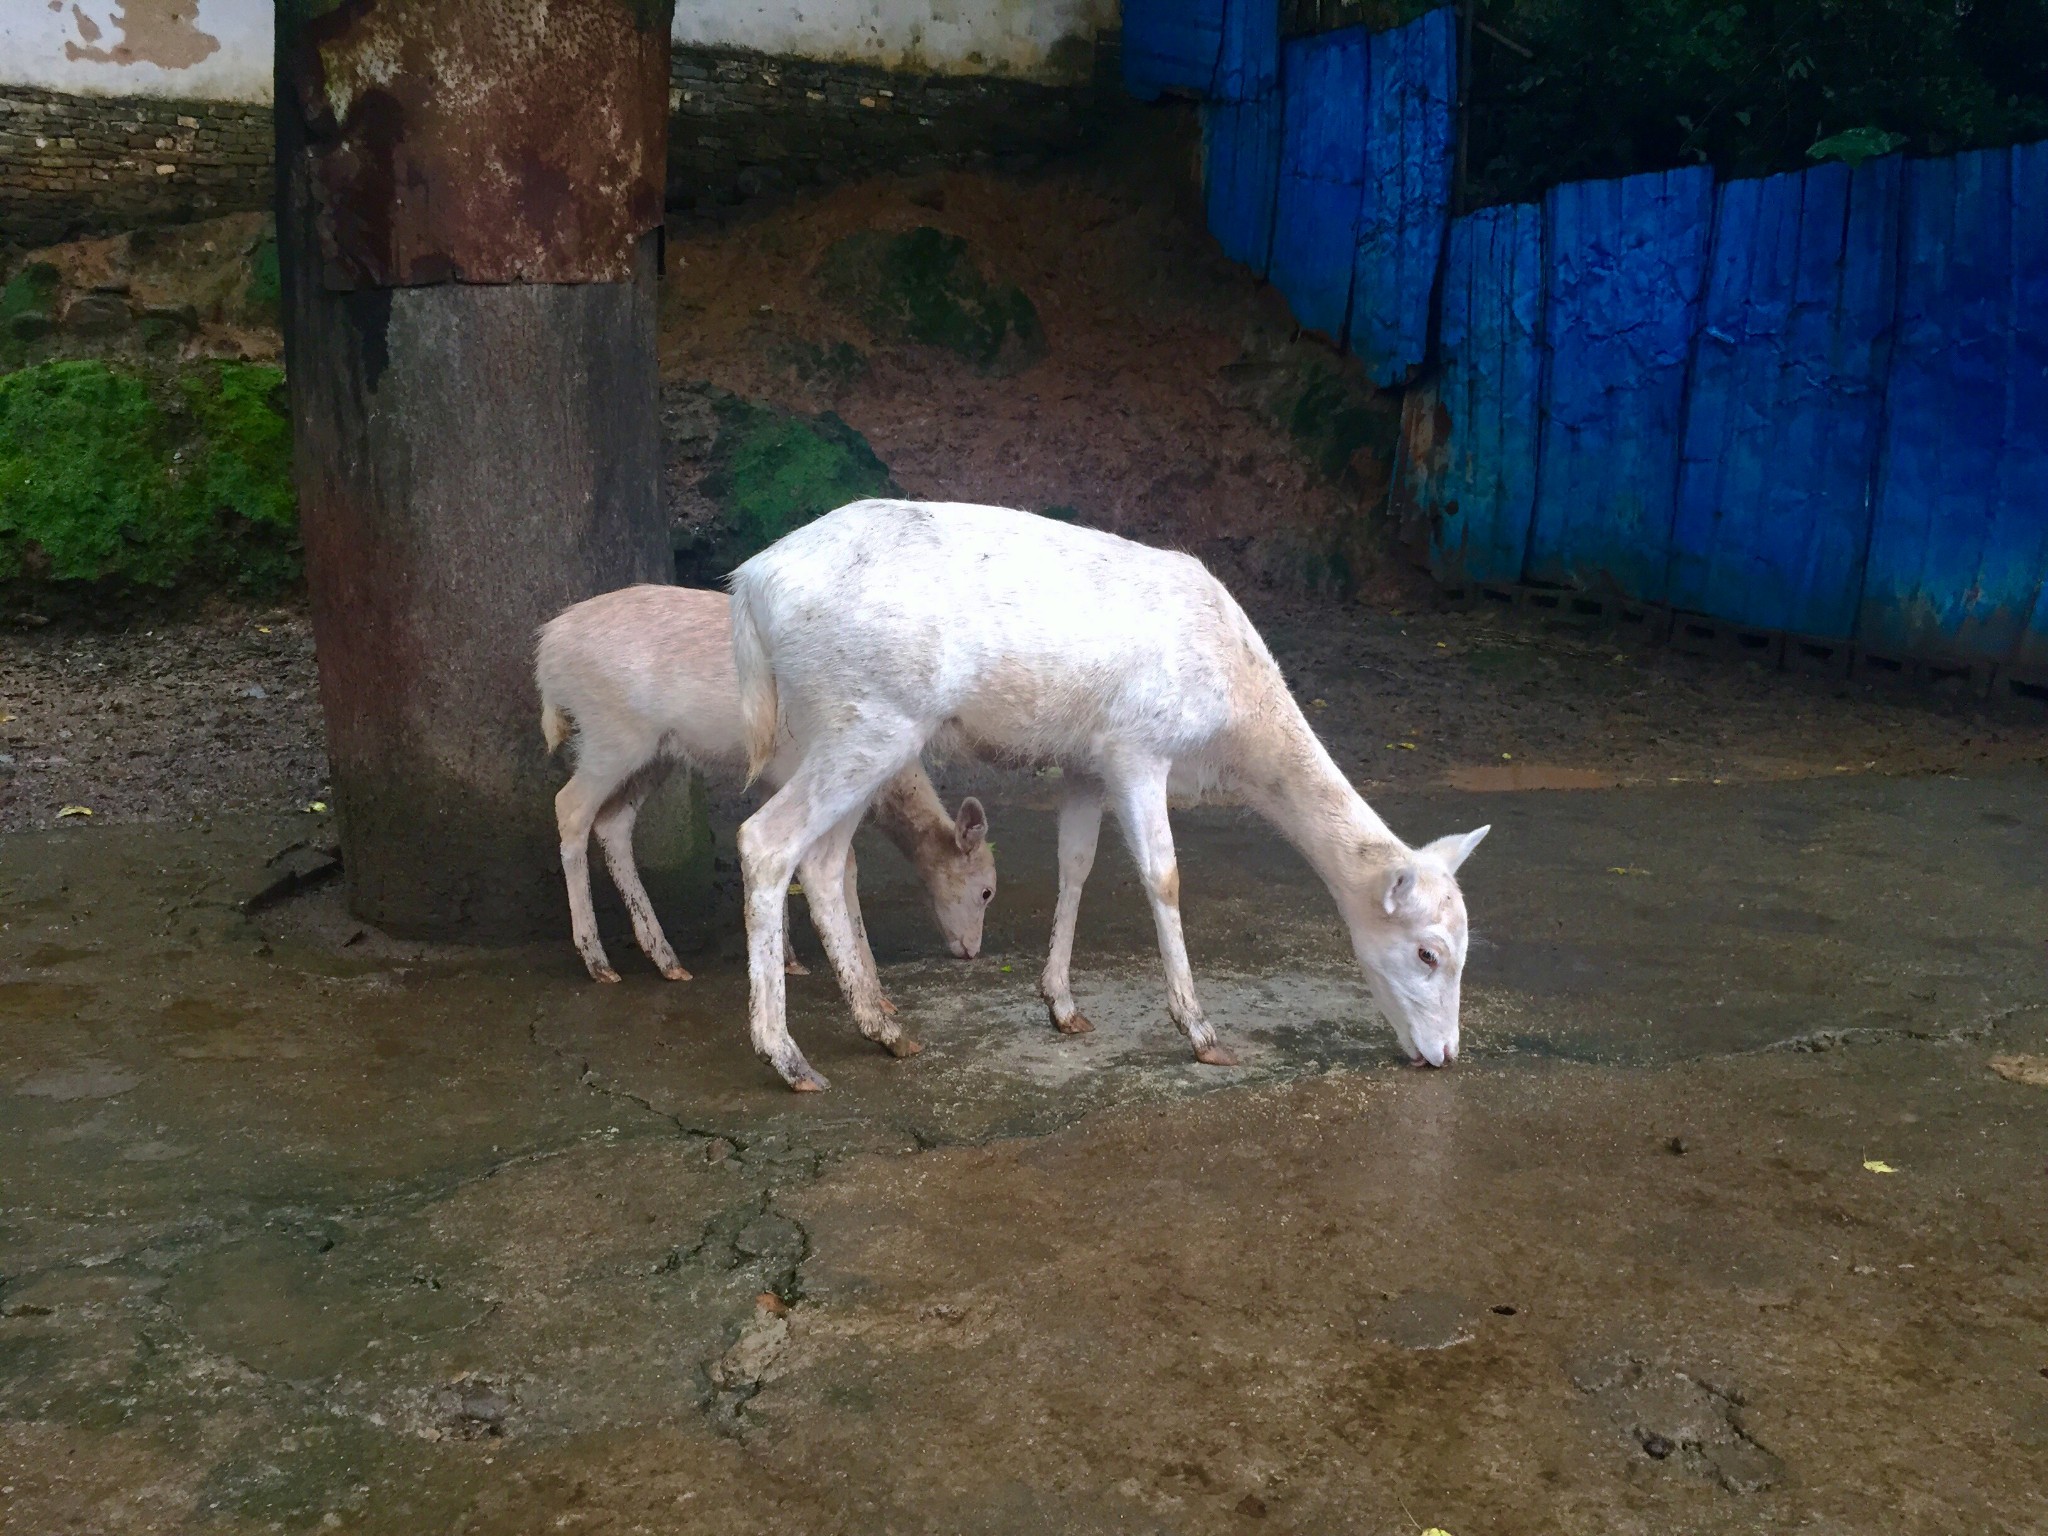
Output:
[{"xmin": 1227, "ymin": 685, "xmax": 1400, "ymax": 891}]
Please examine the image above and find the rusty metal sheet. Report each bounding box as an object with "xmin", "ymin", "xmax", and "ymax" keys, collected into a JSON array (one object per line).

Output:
[{"xmin": 286, "ymin": 0, "xmax": 671, "ymax": 288}]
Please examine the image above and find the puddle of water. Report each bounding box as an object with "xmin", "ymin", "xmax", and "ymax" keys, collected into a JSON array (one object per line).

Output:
[{"xmin": 1447, "ymin": 764, "xmax": 1618, "ymax": 792}]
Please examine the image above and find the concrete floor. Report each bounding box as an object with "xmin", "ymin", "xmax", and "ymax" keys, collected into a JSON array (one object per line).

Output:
[{"xmin": 2, "ymin": 770, "xmax": 2045, "ymax": 1534}]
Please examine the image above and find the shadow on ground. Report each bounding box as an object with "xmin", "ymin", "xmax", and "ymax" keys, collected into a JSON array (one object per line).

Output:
[{"xmin": 2, "ymin": 771, "xmax": 2045, "ymax": 1533}]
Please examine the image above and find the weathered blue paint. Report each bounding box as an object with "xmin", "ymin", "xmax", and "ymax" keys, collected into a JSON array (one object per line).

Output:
[
  {"xmin": 1270, "ymin": 27, "xmax": 1370, "ymax": 341},
  {"xmin": 1123, "ymin": 0, "xmax": 1275, "ymax": 103},
  {"xmin": 1528, "ymin": 166, "xmax": 1715, "ymax": 598},
  {"xmin": 1864, "ymin": 143, "xmax": 2048, "ymax": 663},
  {"xmin": 1213, "ymin": 0, "xmax": 1281, "ymax": 102},
  {"xmin": 1666, "ymin": 159, "xmax": 1903, "ymax": 638},
  {"xmin": 1348, "ymin": 6, "xmax": 1457, "ymax": 386},
  {"xmin": 1204, "ymin": 95, "xmax": 1283, "ymax": 275},
  {"xmin": 1120, "ymin": 0, "xmax": 1226, "ymax": 101},
  {"xmin": 1411, "ymin": 202, "xmax": 1545, "ymax": 584}
]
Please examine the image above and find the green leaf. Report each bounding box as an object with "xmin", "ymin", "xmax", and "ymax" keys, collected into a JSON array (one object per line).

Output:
[{"xmin": 1806, "ymin": 126, "xmax": 1908, "ymax": 166}]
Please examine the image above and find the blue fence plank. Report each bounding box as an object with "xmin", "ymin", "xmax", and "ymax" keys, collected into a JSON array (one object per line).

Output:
[
  {"xmin": 1348, "ymin": 6, "xmax": 1457, "ymax": 386},
  {"xmin": 1528, "ymin": 165, "xmax": 1715, "ymax": 598},
  {"xmin": 1269, "ymin": 28, "xmax": 1370, "ymax": 340},
  {"xmin": 1213, "ymin": 0, "xmax": 1280, "ymax": 102},
  {"xmin": 1121, "ymin": 0, "xmax": 1226, "ymax": 101},
  {"xmin": 1666, "ymin": 159, "xmax": 1903, "ymax": 638},
  {"xmin": 2014, "ymin": 142, "xmax": 2048, "ymax": 679},
  {"xmin": 1864, "ymin": 143, "xmax": 2048, "ymax": 663},
  {"xmin": 1204, "ymin": 94, "xmax": 1283, "ymax": 275},
  {"xmin": 1410, "ymin": 203, "xmax": 1545, "ymax": 584}
]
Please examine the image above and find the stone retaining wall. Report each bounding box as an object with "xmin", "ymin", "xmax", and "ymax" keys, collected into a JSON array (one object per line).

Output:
[
  {"xmin": 2, "ymin": 86, "xmax": 271, "ymax": 251},
  {"xmin": 4, "ymin": 40, "xmax": 1118, "ymax": 251}
]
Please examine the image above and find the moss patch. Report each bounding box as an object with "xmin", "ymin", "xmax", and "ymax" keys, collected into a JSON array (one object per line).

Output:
[
  {"xmin": 674, "ymin": 389, "xmax": 897, "ymax": 585},
  {"xmin": 816, "ymin": 227, "xmax": 1044, "ymax": 374},
  {"xmin": 0, "ymin": 359, "xmax": 300, "ymax": 615}
]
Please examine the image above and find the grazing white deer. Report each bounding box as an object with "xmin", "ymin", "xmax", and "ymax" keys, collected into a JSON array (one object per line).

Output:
[
  {"xmin": 536, "ymin": 584, "xmax": 994, "ymax": 1002},
  {"xmin": 728, "ymin": 499, "xmax": 1490, "ymax": 1091}
]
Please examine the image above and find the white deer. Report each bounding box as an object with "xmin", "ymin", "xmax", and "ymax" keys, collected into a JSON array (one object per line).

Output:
[
  {"xmin": 728, "ymin": 500, "xmax": 1489, "ymax": 1091},
  {"xmin": 537, "ymin": 584, "xmax": 994, "ymax": 1009}
]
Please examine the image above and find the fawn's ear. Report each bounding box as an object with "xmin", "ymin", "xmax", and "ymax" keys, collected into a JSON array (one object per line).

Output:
[
  {"xmin": 1419, "ymin": 825, "xmax": 1490, "ymax": 874},
  {"xmin": 955, "ymin": 797, "xmax": 988, "ymax": 853},
  {"xmin": 1383, "ymin": 864, "xmax": 1419, "ymax": 917}
]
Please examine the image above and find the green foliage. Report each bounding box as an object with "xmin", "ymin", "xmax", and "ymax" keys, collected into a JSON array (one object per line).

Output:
[
  {"xmin": 0, "ymin": 360, "xmax": 300, "ymax": 610},
  {"xmin": 1807, "ymin": 126, "xmax": 1910, "ymax": 166},
  {"xmin": 1466, "ymin": 0, "xmax": 2048, "ymax": 204},
  {"xmin": 817, "ymin": 227, "xmax": 1045, "ymax": 374},
  {"xmin": 677, "ymin": 394, "xmax": 897, "ymax": 584}
]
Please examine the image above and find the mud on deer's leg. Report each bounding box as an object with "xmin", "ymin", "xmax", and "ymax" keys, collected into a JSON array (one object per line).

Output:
[
  {"xmin": 840, "ymin": 845, "xmax": 895, "ymax": 1015},
  {"xmin": 1039, "ymin": 779, "xmax": 1103, "ymax": 1035},
  {"xmin": 594, "ymin": 796, "xmax": 691, "ymax": 982},
  {"xmin": 1109, "ymin": 766, "xmax": 1237, "ymax": 1067},
  {"xmin": 801, "ymin": 822, "xmax": 911, "ymax": 1055},
  {"xmin": 556, "ymin": 776, "xmax": 619, "ymax": 984},
  {"xmin": 738, "ymin": 725, "xmax": 926, "ymax": 1091}
]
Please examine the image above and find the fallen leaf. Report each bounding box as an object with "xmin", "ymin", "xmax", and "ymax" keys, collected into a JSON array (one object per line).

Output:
[
  {"xmin": 256, "ymin": 626, "xmax": 271, "ymax": 634},
  {"xmin": 304, "ymin": 801, "xmax": 328, "ymax": 814},
  {"xmin": 1990, "ymin": 1054, "xmax": 2048, "ymax": 1087},
  {"xmin": 58, "ymin": 805, "xmax": 92, "ymax": 818},
  {"xmin": 1387, "ymin": 742, "xmax": 1417, "ymax": 751},
  {"xmin": 787, "ymin": 881, "xmax": 803, "ymax": 896},
  {"xmin": 1607, "ymin": 866, "xmax": 1649, "ymax": 876},
  {"xmin": 1311, "ymin": 698, "xmax": 1328, "ymax": 708},
  {"xmin": 1000, "ymin": 965, "xmax": 1013, "ymax": 974},
  {"xmin": 1422, "ymin": 1529, "xmax": 1456, "ymax": 1536},
  {"xmin": 1862, "ymin": 1159, "xmax": 1897, "ymax": 1174},
  {"xmin": 0, "ymin": 713, "xmax": 13, "ymax": 723},
  {"xmin": 1500, "ymin": 752, "xmax": 1513, "ymax": 761}
]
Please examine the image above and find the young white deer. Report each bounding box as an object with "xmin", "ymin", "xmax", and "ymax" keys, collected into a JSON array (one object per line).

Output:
[
  {"xmin": 729, "ymin": 500, "xmax": 1489, "ymax": 1091},
  {"xmin": 536, "ymin": 584, "xmax": 994, "ymax": 1000}
]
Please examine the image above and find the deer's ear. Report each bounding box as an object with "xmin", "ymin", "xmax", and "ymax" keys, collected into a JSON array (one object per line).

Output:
[
  {"xmin": 1419, "ymin": 825, "xmax": 1490, "ymax": 874},
  {"xmin": 1383, "ymin": 864, "xmax": 1418, "ymax": 916},
  {"xmin": 955, "ymin": 797, "xmax": 988, "ymax": 853}
]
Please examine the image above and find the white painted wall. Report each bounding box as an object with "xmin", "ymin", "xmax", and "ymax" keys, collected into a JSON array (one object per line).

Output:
[
  {"xmin": 672, "ymin": 0, "xmax": 1114, "ymax": 80},
  {"xmin": 1, "ymin": 0, "xmax": 274, "ymax": 102},
  {"xmin": 2, "ymin": 0, "xmax": 1119, "ymax": 102}
]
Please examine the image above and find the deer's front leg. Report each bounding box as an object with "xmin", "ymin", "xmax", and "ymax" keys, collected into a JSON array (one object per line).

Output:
[{"xmin": 1039, "ymin": 778, "xmax": 1103, "ymax": 1035}]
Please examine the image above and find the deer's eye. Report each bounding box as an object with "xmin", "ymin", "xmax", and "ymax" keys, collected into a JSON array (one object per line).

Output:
[
  {"xmin": 981, "ymin": 888, "xmax": 994, "ymax": 903},
  {"xmin": 1418, "ymin": 946, "xmax": 1439, "ymax": 970}
]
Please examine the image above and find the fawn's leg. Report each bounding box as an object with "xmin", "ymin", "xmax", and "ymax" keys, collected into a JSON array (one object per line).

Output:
[
  {"xmin": 593, "ymin": 793, "xmax": 691, "ymax": 982},
  {"xmin": 557, "ymin": 772, "xmax": 621, "ymax": 983}
]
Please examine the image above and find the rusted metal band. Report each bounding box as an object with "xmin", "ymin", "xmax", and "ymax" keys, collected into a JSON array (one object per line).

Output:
[{"xmin": 279, "ymin": 0, "xmax": 672, "ymax": 289}]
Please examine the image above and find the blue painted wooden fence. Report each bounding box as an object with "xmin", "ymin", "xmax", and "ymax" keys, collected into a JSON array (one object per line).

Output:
[
  {"xmin": 1863, "ymin": 142, "xmax": 2048, "ymax": 665},
  {"xmin": 1408, "ymin": 202, "xmax": 1543, "ymax": 585},
  {"xmin": 1269, "ymin": 27, "xmax": 1371, "ymax": 339},
  {"xmin": 1349, "ymin": 6, "xmax": 1457, "ymax": 385},
  {"xmin": 1529, "ymin": 167, "xmax": 1715, "ymax": 600},
  {"xmin": 1666, "ymin": 159, "xmax": 1902, "ymax": 639},
  {"xmin": 1124, "ymin": 0, "xmax": 1278, "ymax": 103},
  {"xmin": 1154, "ymin": 6, "xmax": 2048, "ymax": 673}
]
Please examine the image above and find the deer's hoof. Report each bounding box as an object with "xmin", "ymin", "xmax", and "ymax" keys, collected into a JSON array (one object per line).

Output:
[
  {"xmin": 1194, "ymin": 1044, "xmax": 1241, "ymax": 1068},
  {"xmin": 589, "ymin": 964, "xmax": 622, "ymax": 985},
  {"xmin": 785, "ymin": 959, "xmax": 811, "ymax": 977},
  {"xmin": 884, "ymin": 1035, "xmax": 923, "ymax": 1059},
  {"xmin": 660, "ymin": 965, "xmax": 694, "ymax": 983},
  {"xmin": 1055, "ymin": 1011, "xmax": 1095, "ymax": 1035}
]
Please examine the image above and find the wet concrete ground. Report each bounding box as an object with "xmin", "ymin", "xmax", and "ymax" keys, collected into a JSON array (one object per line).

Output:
[{"xmin": 2, "ymin": 769, "xmax": 2045, "ymax": 1534}]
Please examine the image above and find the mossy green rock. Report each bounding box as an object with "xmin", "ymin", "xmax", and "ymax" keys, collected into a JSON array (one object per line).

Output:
[
  {"xmin": 676, "ymin": 391, "xmax": 897, "ymax": 585},
  {"xmin": 0, "ymin": 358, "xmax": 300, "ymax": 613},
  {"xmin": 817, "ymin": 227, "xmax": 1044, "ymax": 374}
]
